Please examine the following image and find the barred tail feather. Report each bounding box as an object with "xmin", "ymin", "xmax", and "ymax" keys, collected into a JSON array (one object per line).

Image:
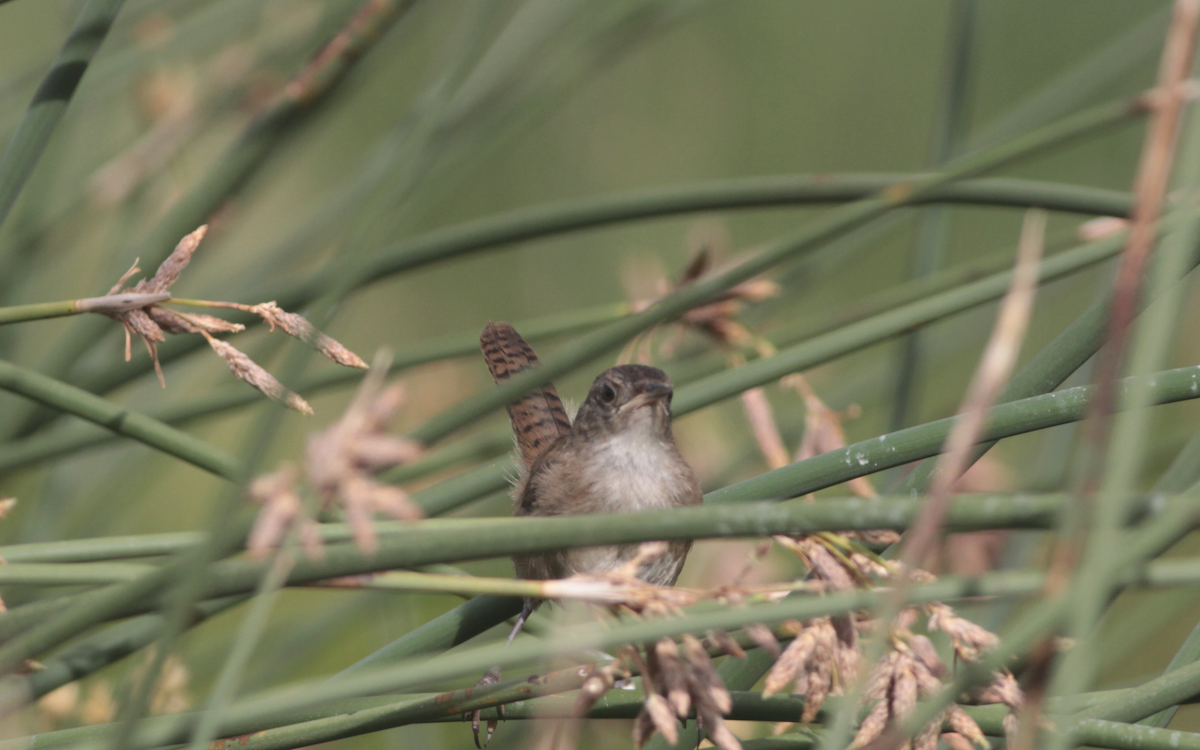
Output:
[{"xmin": 480, "ymin": 322, "xmax": 571, "ymax": 469}]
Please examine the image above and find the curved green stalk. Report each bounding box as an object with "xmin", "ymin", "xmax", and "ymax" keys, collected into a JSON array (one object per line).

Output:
[
  {"xmin": 3, "ymin": 357, "xmax": 1188, "ymax": 679},
  {"xmin": 68, "ymin": 175, "xmax": 1134, "ymax": 408},
  {"xmin": 334, "ymin": 594, "xmax": 525, "ymax": 677},
  {"xmin": 4, "ymin": 687, "xmax": 1170, "ymax": 750},
  {"xmin": 704, "ymin": 365, "xmax": 1200, "ymax": 504},
  {"xmin": 315, "ymin": 175, "xmax": 1132, "ymax": 308},
  {"xmin": 66, "ymin": 558, "xmax": 1200, "ymax": 750},
  {"xmin": 888, "ymin": 0, "xmax": 976, "ymax": 433},
  {"xmin": 0, "ymin": 358, "xmax": 238, "ymax": 478},
  {"xmin": 0, "ymin": 217, "xmax": 1128, "ymax": 484},
  {"xmin": 0, "ymin": 488, "xmax": 1190, "ymax": 633},
  {"xmin": 0, "ymin": 492, "xmax": 1066, "ymax": 569},
  {"xmin": 672, "ymin": 224, "xmax": 1128, "ymax": 417},
  {"xmin": 25, "ymin": 596, "xmax": 246, "ymax": 700},
  {"xmin": 409, "ymin": 460, "xmax": 512, "ymax": 515},
  {"xmin": 0, "ymin": 534, "xmax": 199, "ymax": 563},
  {"xmin": 407, "ymin": 96, "xmax": 1145, "ymax": 447}
]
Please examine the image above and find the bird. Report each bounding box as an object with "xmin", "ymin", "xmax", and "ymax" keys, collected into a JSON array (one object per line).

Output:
[{"xmin": 468, "ymin": 321, "xmax": 703, "ymax": 746}]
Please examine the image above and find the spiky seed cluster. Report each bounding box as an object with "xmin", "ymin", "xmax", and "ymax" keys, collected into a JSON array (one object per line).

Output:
[
  {"xmin": 624, "ymin": 244, "xmax": 779, "ymax": 363},
  {"xmin": 631, "ymin": 635, "xmax": 741, "ymax": 750},
  {"xmin": 764, "ymin": 617, "xmax": 858, "ymax": 723},
  {"xmin": 246, "ymin": 465, "xmax": 323, "ymax": 558},
  {"xmin": 925, "ymin": 602, "xmax": 1022, "ymax": 739},
  {"xmin": 247, "ymin": 360, "xmax": 424, "ymax": 557},
  {"xmin": 98, "ymin": 226, "xmax": 366, "ymax": 411},
  {"xmin": 853, "ymin": 634, "xmax": 989, "ymax": 750},
  {"xmin": 536, "ymin": 544, "xmax": 745, "ymax": 749},
  {"xmin": 761, "ymin": 541, "xmax": 1022, "ymax": 745}
]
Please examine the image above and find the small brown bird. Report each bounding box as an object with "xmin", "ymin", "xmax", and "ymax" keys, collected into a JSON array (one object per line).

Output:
[{"xmin": 470, "ymin": 322, "xmax": 703, "ymax": 745}]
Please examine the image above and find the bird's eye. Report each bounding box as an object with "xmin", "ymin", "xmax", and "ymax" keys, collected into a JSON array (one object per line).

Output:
[{"xmin": 600, "ymin": 383, "xmax": 617, "ymax": 403}]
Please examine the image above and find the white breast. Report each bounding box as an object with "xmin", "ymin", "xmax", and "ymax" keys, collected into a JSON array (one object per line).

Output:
[{"xmin": 583, "ymin": 432, "xmax": 680, "ymax": 511}]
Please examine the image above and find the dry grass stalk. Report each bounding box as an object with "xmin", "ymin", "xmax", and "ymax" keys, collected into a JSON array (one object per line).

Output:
[
  {"xmin": 248, "ymin": 355, "xmax": 424, "ymax": 556},
  {"xmin": 0, "ymin": 497, "xmax": 15, "ymax": 613},
  {"xmin": 741, "ymin": 387, "xmax": 791, "ymax": 470},
  {"xmin": 92, "ymin": 226, "xmax": 365, "ymax": 410},
  {"xmin": 896, "ymin": 209, "xmax": 1045, "ymax": 582},
  {"xmin": 1087, "ymin": 0, "xmax": 1200, "ymax": 435}
]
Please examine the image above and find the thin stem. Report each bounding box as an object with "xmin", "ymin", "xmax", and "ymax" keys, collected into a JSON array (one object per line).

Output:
[
  {"xmin": 889, "ymin": 0, "xmax": 977, "ymax": 432},
  {"xmin": 0, "ymin": 357, "xmax": 238, "ymax": 478},
  {"xmin": 0, "ymin": 299, "xmax": 90, "ymax": 325}
]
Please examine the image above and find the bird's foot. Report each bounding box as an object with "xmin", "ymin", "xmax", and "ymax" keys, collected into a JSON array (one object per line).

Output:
[{"xmin": 466, "ymin": 666, "xmax": 503, "ymax": 748}]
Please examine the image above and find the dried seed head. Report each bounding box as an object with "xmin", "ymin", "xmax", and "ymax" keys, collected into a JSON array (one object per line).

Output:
[
  {"xmin": 794, "ymin": 537, "xmax": 858, "ymax": 591},
  {"xmin": 144, "ymin": 225, "xmax": 206, "ymax": 293},
  {"xmin": 743, "ymin": 623, "xmax": 781, "ymax": 656},
  {"xmin": 107, "ymin": 259, "xmax": 143, "ymax": 295},
  {"xmin": 293, "ymin": 356, "xmax": 424, "ymax": 553},
  {"xmin": 245, "ymin": 465, "xmax": 324, "ymax": 558},
  {"xmin": 250, "ymin": 301, "xmax": 367, "ymax": 369},
  {"xmin": 974, "ymin": 670, "xmax": 1023, "ymax": 712},
  {"xmin": 146, "ymin": 306, "xmax": 200, "ymax": 334},
  {"xmin": 123, "ymin": 308, "xmax": 166, "ymax": 345},
  {"xmin": 643, "ymin": 694, "xmax": 678, "ymax": 745},
  {"xmin": 634, "ymin": 636, "xmax": 737, "ymax": 750},
  {"xmin": 854, "ymin": 698, "xmax": 891, "ymax": 748},
  {"xmin": 632, "ymin": 710, "xmax": 656, "ymax": 749},
  {"xmin": 205, "ymin": 335, "xmax": 313, "ymax": 414},
  {"xmin": 926, "ymin": 603, "xmax": 999, "ymax": 661},
  {"xmin": 906, "ymin": 635, "xmax": 945, "ymax": 678},
  {"xmin": 653, "ymin": 639, "xmax": 690, "ymax": 718},
  {"xmin": 947, "ymin": 706, "xmax": 989, "ymax": 749},
  {"xmin": 942, "ymin": 733, "xmax": 975, "ymax": 750},
  {"xmin": 763, "ymin": 625, "xmax": 818, "ymax": 697},
  {"xmin": 913, "ymin": 719, "xmax": 941, "ymax": 750},
  {"xmin": 706, "ymin": 629, "xmax": 746, "ymax": 659},
  {"xmin": 707, "ymin": 721, "xmax": 744, "ymax": 750}
]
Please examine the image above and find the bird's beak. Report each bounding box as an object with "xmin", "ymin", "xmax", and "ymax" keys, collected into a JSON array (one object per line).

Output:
[{"xmin": 620, "ymin": 383, "xmax": 672, "ymax": 411}]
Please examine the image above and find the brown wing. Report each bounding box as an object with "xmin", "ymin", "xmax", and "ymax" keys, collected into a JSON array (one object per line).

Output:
[{"xmin": 480, "ymin": 322, "xmax": 572, "ymax": 469}]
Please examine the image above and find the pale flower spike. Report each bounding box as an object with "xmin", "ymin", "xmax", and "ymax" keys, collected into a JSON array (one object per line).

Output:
[
  {"xmin": 247, "ymin": 351, "xmax": 424, "ymax": 557},
  {"xmin": 91, "ymin": 226, "xmax": 366, "ymax": 412}
]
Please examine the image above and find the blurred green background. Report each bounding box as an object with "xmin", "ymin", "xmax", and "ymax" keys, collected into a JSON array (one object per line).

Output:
[{"xmin": 0, "ymin": 1, "xmax": 1196, "ymax": 747}]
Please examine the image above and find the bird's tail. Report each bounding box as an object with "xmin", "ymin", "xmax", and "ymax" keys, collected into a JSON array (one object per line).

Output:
[{"xmin": 479, "ymin": 322, "xmax": 572, "ymax": 469}]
